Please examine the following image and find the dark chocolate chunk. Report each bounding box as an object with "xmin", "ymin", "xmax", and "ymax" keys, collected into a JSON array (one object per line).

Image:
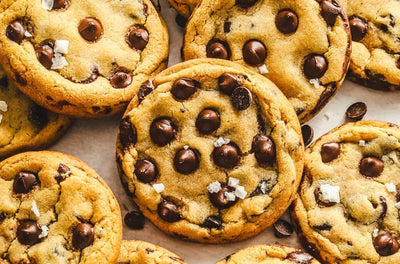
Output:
[
  {"xmin": 275, "ymin": 10, "xmax": 298, "ymax": 34},
  {"xmin": 202, "ymin": 215, "xmax": 222, "ymax": 229},
  {"xmin": 321, "ymin": 1, "xmax": 342, "ymax": 27},
  {"xmin": 55, "ymin": 163, "xmax": 70, "ymax": 183},
  {"xmin": 35, "ymin": 44, "xmax": 54, "ymax": 69},
  {"xmin": 212, "ymin": 144, "xmax": 241, "ymax": 169},
  {"xmin": 218, "ymin": 73, "xmax": 241, "ymax": 95},
  {"xmin": 157, "ymin": 200, "xmax": 181, "ymax": 222},
  {"xmin": 17, "ymin": 220, "xmax": 42, "ymax": 246},
  {"xmin": 119, "ymin": 117, "xmax": 137, "ymax": 148},
  {"xmin": 6, "ymin": 20, "xmax": 26, "ymax": 44},
  {"xmin": 209, "ymin": 183, "xmax": 237, "ymax": 209},
  {"xmin": 231, "ymin": 87, "xmax": 252, "ymax": 110},
  {"xmin": 273, "ymin": 219, "xmax": 293, "ymax": 238},
  {"xmin": 135, "ymin": 159, "xmax": 158, "ymax": 183},
  {"xmin": 171, "ymin": 78, "xmax": 198, "ymax": 100},
  {"xmin": 242, "ymin": 40, "xmax": 267, "ymax": 66},
  {"xmin": 301, "ymin": 125, "xmax": 314, "ymax": 147},
  {"xmin": 174, "ymin": 148, "xmax": 200, "ymax": 175},
  {"xmin": 359, "ymin": 157, "xmax": 384, "ymax": 178},
  {"xmin": 236, "ymin": 0, "xmax": 259, "ymax": 8},
  {"xmin": 110, "ymin": 72, "xmax": 132, "ymax": 88},
  {"xmin": 224, "ymin": 21, "xmax": 231, "ymax": 33},
  {"xmin": 320, "ymin": 142, "xmax": 340, "ymax": 163},
  {"xmin": 72, "ymin": 222, "xmax": 95, "ymax": 250},
  {"xmin": 124, "ymin": 210, "xmax": 145, "ymax": 230},
  {"xmin": 78, "ymin": 18, "xmax": 103, "ymax": 42},
  {"xmin": 29, "ymin": 104, "xmax": 49, "ymax": 129},
  {"xmin": 206, "ymin": 40, "xmax": 231, "ymax": 60},
  {"xmin": 196, "ymin": 109, "xmax": 220, "ymax": 134},
  {"xmin": 52, "ymin": 0, "xmax": 67, "ymax": 9},
  {"xmin": 137, "ymin": 80, "xmax": 154, "ymax": 103},
  {"xmin": 345, "ymin": 102, "xmax": 367, "ymax": 121},
  {"xmin": 127, "ymin": 27, "xmax": 149, "ymax": 50},
  {"xmin": 373, "ymin": 233, "xmax": 399, "ymax": 256},
  {"xmin": 251, "ymin": 134, "xmax": 276, "ymax": 166},
  {"xmin": 304, "ymin": 54, "xmax": 328, "ymax": 79},
  {"xmin": 150, "ymin": 117, "xmax": 177, "ymax": 146},
  {"xmin": 312, "ymin": 223, "xmax": 332, "ymax": 231},
  {"xmin": 13, "ymin": 172, "xmax": 39, "ymax": 194},
  {"xmin": 314, "ymin": 187, "xmax": 337, "ymax": 207},
  {"xmin": 349, "ymin": 16, "xmax": 368, "ymax": 42}
]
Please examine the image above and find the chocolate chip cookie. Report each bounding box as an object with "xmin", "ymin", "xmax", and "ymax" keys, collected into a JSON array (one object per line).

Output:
[
  {"xmin": 116, "ymin": 58, "xmax": 304, "ymax": 243},
  {"xmin": 117, "ymin": 240, "xmax": 187, "ymax": 263},
  {"xmin": 346, "ymin": 0, "xmax": 400, "ymax": 91},
  {"xmin": 0, "ymin": 0, "xmax": 168, "ymax": 118},
  {"xmin": 0, "ymin": 66, "xmax": 72, "ymax": 160},
  {"xmin": 167, "ymin": 0, "xmax": 198, "ymax": 18},
  {"xmin": 292, "ymin": 120, "xmax": 400, "ymax": 263},
  {"xmin": 216, "ymin": 244, "xmax": 321, "ymax": 264},
  {"xmin": 0, "ymin": 151, "xmax": 122, "ymax": 264},
  {"xmin": 183, "ymin": 0, "xmax": 351, "ymax": 123}
]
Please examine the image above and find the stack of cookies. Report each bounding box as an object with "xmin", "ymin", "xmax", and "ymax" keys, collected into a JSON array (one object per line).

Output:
[{"xmin": 0, "ymin": 0, "xmax": 399, "ymax": 263}]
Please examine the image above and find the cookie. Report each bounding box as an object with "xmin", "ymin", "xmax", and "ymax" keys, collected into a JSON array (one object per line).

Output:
[
  {"xmin": 216, "ymin": 244, "xmax": 321, "ymax": 264},
  {"xmin": 117, "ymin": 240, "xmax": 187, "ymax": 263},
  {"xmin": 292, "ymin": 120, "xmax": 400, "ymax": 263},
  {"xmin": 0, "ymin": 0, "xmax": 169, "ymax": 118},
  {"xmin": 116, "ymin": 58, "xmax": 304, "ymax": 243},
  {"xmin": 0, "ymin": 67, "xmax": 72, "ymax": 160},
  {"xmin": 183, "ymin": 0, "xmax": 351, "ymax": 123},
  {"xmin": 167, "ymin": 0, "xmax": 198, "ymax": 18},
  {"xmin": 0, "ymin": 151, "xmax": 122, "ymax": 264},
  {"xmin": 346, "ymin": 0, "xmax": 400, "ymax": 91}
]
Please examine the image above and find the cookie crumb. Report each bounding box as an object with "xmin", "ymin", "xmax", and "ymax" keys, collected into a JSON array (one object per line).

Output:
[
  {"xmin": 235, "ymin": 185, "xmax": 247, "ymax": 199},
  {"xmin": 258, "ymin": 64, "xmax": 269, "ymax": 74},
  {"xmin": 54, "ymin": 40, "xmax": 69, "ymax": 54},
  {"xmin": 225, "ymin": 192, "xmax": 236, "ymax": 201},
  {"xmin": 359, "ymin": 140, "xmax": 366, "ymax": 146},
  {"xmin": 214, "ymin": 137, "xmax": 230, "ymax": 147},
  {"xmin": 153, "ymin": 183, "xmax": 165, "ymax": 193},
  {"xmin": 207, "ymin": 181, "xmax": 222, "ymax": 193},
  {"xmin": 39, "ymin": 225, "xmax": 49, "ymax": 239},
  {"xmin": 227, "ymin": 177, "xmax": 239, "ymax": 188},
  {"xmin": 320, "ymin": 184, "xmax": 340, "ymax": 203},
  {"xmin": 385, "ymin": 183, "xmax": 396, "ymax": 193},
  {"xmin": 51, "ymin": 53, "xmax": 68, "ymax": 70},
  {"xmin": 31, "ymin": 200, "xmax": 40, "ymax": 218},
  {"xmin": 309, "ymin": 79, "xmax": 320, "ymax": 88},
  {"xmin": 373, "ymin": 228, "xmax": 379, "ymax": 238},
  {"xmin": 42, "ymin": 0, "xmax": 54, "ymax": 10}
]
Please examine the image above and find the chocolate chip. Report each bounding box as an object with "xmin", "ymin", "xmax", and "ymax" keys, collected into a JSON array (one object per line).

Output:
[
  {"xmin": 78, "ymin": 18, "xmax": 103, "ymax": 42},
  {"xmin": 80, "ymin": 70, "xmax": 98, "ymax": 84},
  {"xmin": 34, "ymin": 43, "xmax": 53, "ymax": 69},
  {"xmin": 55, "ymin": 163, "xmax": 70, "ymax": 183},
  {"xmin": 150, "ymin": 117, "xmax": 177, "ymax": 146},
  {"xmin": 209, "ymin": 183, "xmax": 237, "ymax": 209},
  {"xmin": 196, "ymin": 109, "xmax": 220, "ymax": 134},
  {"xmin": 359, "ymin": 157, "xmax": 383, "ymax": 177},
  {"xmin": 231, "ymin": 87, "xmax": 252, "ymax": 110},
  {"xmin": 175, "ymin": 14, "xmax": 187, "ymax": 28},
  {"xmin": 171, "ymin": 78, "xmax": 198, "ymax": 100},
  {"xmin": 349, "ymin": 16, "xmax": 368, "ymax": 42},
  {"xmin": 312, "ymin": 223, "xmax": 332, "ymax": 231},
  {"xmin": 174, "ymin": 148, "xmax": 200, "ymax": 174},
  {"xmin": 314, "ymin": 187, "xmax": 336, "ymax": 207},
  {"xmin": 224, "ymin": 21, "xmax": 231, "ymax": 33},
  {"xmin": 321, "ymin": 1, "xmax": 342, "ymax": 27},
  {"xmin": 72, "ymin": 222, "xmax": 94, "ymax": 250},
  {"xmin": 52, "ymin": 0, "xmax": 67, "ymax": 9},
  {"xmin": 218, "ymin": 73, "xmax": 241, "ymax": 95},
  {"xmin": 29, "ymin": 104, "xmax": 48, "ymax": 129},
  {"xmin": 273, "ymin": 219, "xmax": 293, "ymax": 238},
  {"xmin": 250, "ymin": 178, "xmax": 276, "ymax": 196},
  {"xmin": 202, "ymin": 216, "xmax": 222, "ymax": 229},
  {"xmin": 320, "ymin": 142, "xmax": 340, "ymax": 163},
  {"xmin": 286, "ymin": 250, "xmax": 314, "ymax": 264},
  {"xmin": 379, "ymin": 196, "xmax": 387, "ymax": 220},
  {"xmin": 6, "ymin": 20, "xmax": 26, "ymax": 44},
  {"xmin": 137, "ymin": 80, "xmax": 154, "ymax": 103},
  {"xmin": 119, "ymin": 117, "xmax": 137, "ymax": 148},
  {"xmin": 17, "ymin": 220, "xmax": 42, "ymax": 245},
  {"xmin": 13, "ymin": 172, "xmax": 39, "ymax": 194},
  {"xmin": 212, "ymin": 144, "xmax": 241, "ymax": 169},
  {"xmin": 346, "ymin": 102, "xmax": 367, "ymax": 121},
  {"xmin": 124, "ymin": 210, "xmax": 145, "ymax": 230},
  {"xmin": 206, "ymin": 40, "xmax": 231, "ymax": 60},
  {"xmin": 242, "ymin": 40, "xmax": 267, "ymax": 66},
  {"xmin": 110, "ymin": 72, "xmax": 132, "ymax": 89},
  {"xmin": 275, "ymin": 10, "xmax": 298, "ymax": 34},
  {"xmin": 301, "ymin": 125, "xmax": 314, "ymax": 147},
  {"xmin": 373, "ymin": 234, "xmax": 399, "ymax": 256},
  {"xmin": 236, "ymin": 0, "xmax": 258, "ymax": 8},
  {"xmin": 157, "ymin": 200, "xmax": 181, "ymax": 222},
  {"xmin": 127, "ymin": 27, "xmax": 149, "ymax": 50},
  {"xmin": 252, "ymin": 134, "xmax": 276, "ymax": 166},
  {"xmin": 304, "ymin": 54, "xmax": 328, "ymax": 79},
  {"xmin": 135, "ymin": 159, "xmax": 158, "ymax": 183}
]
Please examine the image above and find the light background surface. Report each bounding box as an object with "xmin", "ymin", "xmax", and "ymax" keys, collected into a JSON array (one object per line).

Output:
[{"xmin": 48, "ymin": 1, "xmax": 400, "ymax": 262}]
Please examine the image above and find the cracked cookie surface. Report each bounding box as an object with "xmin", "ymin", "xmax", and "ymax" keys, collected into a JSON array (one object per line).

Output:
[
  {"xmin": 292, "ymin": 120, "xmax": 400, "ymax": 263},
  {"xmin": 0, "ymin": 151, "xmax": 122, "ymax": 264},
  {"xmin": 0, "ymin": 66, "xmax": 72, "ymax": 160},
  {"xmin": 116, "ymin": 58, "xmax": 304, "ymax": 243},
  {"xmin": 0, "ymin": 0, "xmax": 168, "ymax": 118},
  {"xmin": 183, "ymin": 0, "xmax": 351, "ymax": 123},
  {"xmin": 215, "ymin": 244, "xmax": 321, "ymax": 264},
  {"xmin": 117, "ymin": 240, "xmax": 187, "ymax": 264},
  {"xmin": 346, "ymin": 0, "xmax": 400, "ymax": 91}
]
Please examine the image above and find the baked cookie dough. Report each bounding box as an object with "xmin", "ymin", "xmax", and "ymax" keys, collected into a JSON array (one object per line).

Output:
[
  {"xmin": 117, "ymin": 240, "xmax": 187, "ymax": 264},
  {"xmin": 292, "ymin": 120, "xmax": 400, "ymax": 263},
  {"xmin": 167, "ymin": 0, "xmax": 198, "ymax": 18},
  {"xmin": 346, "ymin": 0, "xmax": 400, "ymax": 91},
  {"xmin": 117, "ymin": 58, "xmax": 304, "ymax": 243},
  {"xmin": 0, "ymin": 0, "xmax": 168, "ymax": 118},
  {"xmin": 183, "ymin": 0, "xmax": 351, "ymax": 123},
  {"xmin": 215, "ymin": 244, "xmax": 321, "ymax": 264},
  {"xmin": 0, "ymin": 151, "xmax": 122, "ymax": 264},
  {"xmin": 0, "ymin": 67, "xmax": 72, "ymax": 160}
]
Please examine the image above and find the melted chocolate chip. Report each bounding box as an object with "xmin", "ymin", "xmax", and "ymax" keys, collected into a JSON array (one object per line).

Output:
[
  {"xmin": 273, "ymin": 219, "xmax": 293, "ymax": 238},
  {"xmin": 320, "ymin": 142, "xmax": 340, "ymax": 163},
  {"xmin": 236, "ymin": 0, "xmax": 258, "ymax": 8},
  {"xmin": 55, "ymin": 163, "xmax": 70, "ymax": 183},
  {"xmin": 13, "ymin": 172, "xmax": 39, "ymax": 194},
  {"xmin": 314, "ymin": 187, "xmax": 336, "ymax": 207},
  {"xmin": 52, "ymin": 0, "xmax": 67, "ymax": 9},
  {"xmin": 138, "ymin": 80, "xmax": 154, "ymax": 103},
  {"xmin": 242, "ymin": 40, "xmax": 267, "ymax": 66},
  {"xmin": 209, "ymin": 183, "xmax": 237, "ymax": 209},
  {"xmin": 275, "ymin": 10, "xmax": 298, "ymax": 34},
  {"xmin": 202, "ymin": 215, "xmax": 222, "ymax": 229},
  {"xmin": 301, "ymin": 125, "xmax": 314, "ymax": 147},
  {"xmin": 231, "ymin": 87, "xmax": 252, "ymax": 110},
  {"xmin": 359, "ymin": 157, "xmax": 384, "ymax": 178},
  {"xmin": 286, "ymin": 250, "xmax": 314, "ymax": 264},
  {"xmin": 29, "ymin": 104, "xmax": 49, "ymax": 129},
  {"xmin": 72, "ymin": 222, "xmax": 94, "ymax": 250},
  {"xmin": 175, "ymin": 14, "xmax": 187, "ymax": 28},
  {"xmin": 171, "ymin": 78, "xmax": 198, "ymax": 100},
  {"xmin": 110, "ymin": 72, "xmax": 132, "ymax": 88},
  {"xmin": 304, "ymin": 54, "xmax": 328, "ymax": 79},
  {"xmin": 157, "ymin": 200, "xmax": 181, "ymax": 222},
  {"xmin": 349, "ymin": 16, "xmax": 368, "ymax": 42},
  {"xmin": 119, "ymin": 118, "xmax": 137, "ymax": 148},
  {"xmin": 135, "ymin": 159, "xmax": 158, "ymax": 183},
  {"xmin": 6, "ymin": 20, "xmax": 26, "ymax": 44},
  {"xmin": 321, "ymin": 1, "xmax": 342, "ymax": 27},
  {"xmin": 35, "ymin": 43, "xmax": 54, "ymax": 69},
  {"xmin": 78, "ymin": 18, "xmax": 103, "ymax": 42},
  {"xmin": 127, "ymin": 27, "xmax": 149, "ymax": 50},
  {"xmin": 17, "ymin": 220, "xmax": 42, "ymax": 245},
  {"xmin": 196, "ymin": 109, "xmax": 220, "ymax": 134},
  {"xmin": 124, "ymin": 210, "xmax": 145, "ymax": 230},
  {"xmin": 150, "ymin": 117, "xmax": 177, "ymax": 146},
  {"xmin": 218, "ymin": 73, "xmax": 241, "ymax": 95},
  {"xmin": 346, "ymin": 102, "xmax": 367, "ymax": 121},
  {"xmin": 373, "ymin": 234, "xmax": 399, "ymax": 256},
  {"xmin": 174, "ymin": 148, "xmax": 200, "ymax": 174},
  {"xmin": 212, "ymin": 144, "xmax": 241, "ymax": 169},
  {"xmin": 252, "ymin": 134, "xmax": 276, "ymax": 166},
  {"xmin": 206, "ymin": 40, "xmax": 231, "ymax": 60}
]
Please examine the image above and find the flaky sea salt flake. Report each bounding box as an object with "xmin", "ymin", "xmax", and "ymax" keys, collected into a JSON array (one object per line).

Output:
[
  {"xmin": 320, "ymin": 184, "xmax": 340, "ymax": 203},
  {"xmin": 31, "ymin": 200, "xmax": 40, "ymax": 218},
  {"xmin": 207, "ymin": 181, "xmax": 221, "ymax": 193},
  {"xmin": 214, "ymin": 137, "xmax": 230, "ymax": 148},
  {"xmin": 51, "ymin": 53, "xmax": 68, "ymax": 70},
  {"xmin": 227, "ymin": 177, "xmax": 239, "ymax": 188},
  {"xmin": 359, "ymin": 140, "xmax": 366, "ymax": 146},
  {"xmin": 373, "ymin": 228, "xmax": 379, "ymax": 238},
  {"xmin": 38, "ymin": 225, "xmax": 49, "ymax": 239},
  {"xmin": 309, "ymin": 79, "xmax": 320, "ymax": 88},
  {"xmin": 54, "ymin": 40, "xmax": 69, "ymax": 54},
  {"xmin": 24, "ymin": 31, "xmax": 32, "ymax": 38},
  {"xmin": 258, "ymin": 64, "xmax": 269, "ymax": 74},
  {"xmin": 225, "ymin": 192, "xmax": 236, "ymax": 201},
  {"xmin": 42, "ymin": 0, "xmax": 54, "ymax": 10},
  {"xmin": 153, "ymin": 183, "xmax": 165, "ymax": 193},
  {"xmin": 0, "ymin": 101, "xmax": 8, "ymax": 112},
  {"xmin": 235, "ymin": 186, "xmax": 247, "ymax": 199},
  {"xmin": 385, "ymin": 183, "xmax": 396, "ymax": 193}
]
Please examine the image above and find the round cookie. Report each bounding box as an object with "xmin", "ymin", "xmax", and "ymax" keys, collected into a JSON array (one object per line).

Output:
[
  {"xmin": 117, "ymin": 240, "xmax": 187, "ymax": 263},
  {"xmin": 0, "ymin": 67, "xmax": 72, "ymax": 160},
  {"xmin": 167, "ymin": 0, "xmax": 198, "ymax": 18},
  {"xmin": 0, "ymin": 151, "xmax": 122, "ymax": 264},
  {"xmin": 183, "ymin": 0, "xmax": 351, "ymax": 123},
  {"xmin": 292, "ymin": 121, "xmax": 400, "ymax": 263},
  {"xmin": 346, "ymin": 0, "xmax": 400, "ymax": 91},
  {"xmin": 0, "ymin": 0, "xmax": 169, "ymax": 118},
  {"xmin": 116, "ymin": 58, "xmax": 304, "ymax": 243},
  {"xmin": 216, "ymin": 244, "xmax": 321, "ymax": 264}
]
